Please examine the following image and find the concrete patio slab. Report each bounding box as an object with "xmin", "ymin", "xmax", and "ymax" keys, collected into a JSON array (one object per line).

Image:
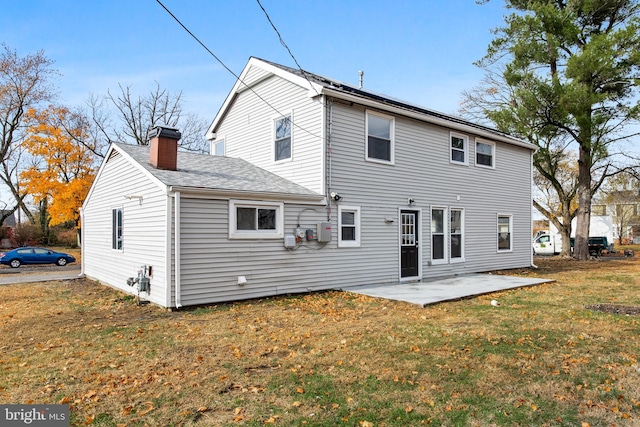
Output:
[{"xmin": 342, "ymin": 274, "xmax": 554, "ymax": 307}]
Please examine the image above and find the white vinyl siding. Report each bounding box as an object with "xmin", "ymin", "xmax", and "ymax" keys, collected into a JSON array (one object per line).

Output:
[
  {"xmin": 213, "ymin": 74, "xmax": 323, "ymax": 194},
  {"xmin": 82, "ymin": 149, "xmax": 169, "ymax": 307}
]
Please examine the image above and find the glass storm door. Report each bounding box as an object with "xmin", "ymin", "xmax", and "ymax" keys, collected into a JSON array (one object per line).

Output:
[{"xmin": 400, "ymin": 210, "xmax": 419, "ymax": 278}]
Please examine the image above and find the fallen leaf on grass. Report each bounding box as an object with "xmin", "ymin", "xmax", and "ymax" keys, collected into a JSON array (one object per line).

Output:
[
  {"xmin": 138, "ymin": 402, "xmax": 154, "ymax": 416},
  {"xmin": 359, "ymin": 421, "xmax": 374, "ymax": 427},
  {"xmin": 292, "ymin": 401, "xmax": 302, "ymax": 407}
]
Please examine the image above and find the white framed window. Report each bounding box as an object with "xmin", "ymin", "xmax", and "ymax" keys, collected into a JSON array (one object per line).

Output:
[
  {"xmin": 211, "ymin": 138, "xmax": 225, "ymax": 156},
  {"xmin": 338, "ymin": 206, "xmax": 361, "ymax": 248},
  {"xmin": 476, "ymin": 139, "xmax": 495, "ymax": 168},
  {"xmin": 366, "ymin": 110, "xmax": 394, "ymax": 164},
  {"xmin": 274, "ymin": 114, "xmax": 292, "ymax": 162},
  {"xmin": 450, "ymin": 208, "xmax": 465, "ymax": 262},
  {"xmin": 450, "ymin": 132, "xmax": 468, "ymax": 165},
  {"xmin": 497, "ymin": 214, "xmax": 512, "ymax": 252},
  {"xmin": 431, "ymin": 207, "xmax": 447, "ymax": 264},
  {"xmin": 229, "ymin": 200, "xmax": 284, "ymax": 239},
  {"xmin": 112, "ymin": 207, "xmax": 123, "ymax": 250}
]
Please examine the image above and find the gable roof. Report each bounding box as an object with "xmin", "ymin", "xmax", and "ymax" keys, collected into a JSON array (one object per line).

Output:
[
  {"xmin": 207, "ymin": 57, "xmax": 536, "ymax": 151},
  {"xmin": 93, "ymin": 143, "xmax": 322, "ymax": 201}
]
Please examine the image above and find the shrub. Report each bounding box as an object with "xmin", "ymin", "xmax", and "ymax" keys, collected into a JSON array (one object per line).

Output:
[
  {"xmin": 11, "ymin": 223, "xmax": 43, "ymax": 247},
  {"xmin": 55, "ymin": 228, "xmax": 79, "ymax": 248}
]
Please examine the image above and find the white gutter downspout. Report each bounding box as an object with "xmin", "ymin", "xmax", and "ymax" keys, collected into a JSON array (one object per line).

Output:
[
  {"xmin": 174, "ymin": 191, "xmax": 182, "ymax": 308},
  {"xmin": 530, "ymin": 151, "xmax": 538, "ymax": 269},
  {"xmin": 79, "ymin": 207, "xmax": 85, "ymax": 276}
]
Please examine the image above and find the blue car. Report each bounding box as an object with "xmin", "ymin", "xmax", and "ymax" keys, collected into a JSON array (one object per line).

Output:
[{"xmin": 0, "ymin": 247, "xmax": 76, "ymax": 268}]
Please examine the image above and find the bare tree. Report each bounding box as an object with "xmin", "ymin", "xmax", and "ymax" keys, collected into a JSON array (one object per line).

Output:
[
  {"xmin": 0, "ymin": 45, "xmax": 58, "ymax": 224},
  {"xmin": 88, "ymin": 82, "xmax": 209, "ymax": 157}
]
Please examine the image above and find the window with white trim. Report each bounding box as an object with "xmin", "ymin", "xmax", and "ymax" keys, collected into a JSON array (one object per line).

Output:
[
  {"xmin": 338, "ymin": 206, "xmax": 361, "ymax": 247},
  {"xmin": 431, "ymin": 207, "xmax": 446, "ymax": 264},
  {"xmin": 212, "ymin": 138, "xmax": 225, "ymax": 156},
  {"xmin": 274, "ymin": 115, "xmax": 292, "ymax": 162},
  {"xmin": 366, "ymin": 111, "xmax": 394, "ymax": 163},
  {"xmin": 229, "ymin": 200, "xmax": 284, "ymax": 239},
  {"xmin": 450, "ymin": 208, "xmax": 464, "ymax": 261},
  {"xmin": 476, "ymin": 140, "xmax": 495, "ymax": 168},
  {"xmin": 497, "ymin": 214, "xmax": 512, "ymax": 252},
  {"xmin": 112, "ymin": 207, "xmax": 123, "ymax": 250},
  {"xmin": 450, "ymin": 132, "xmax": 468, "ymax": 165}
]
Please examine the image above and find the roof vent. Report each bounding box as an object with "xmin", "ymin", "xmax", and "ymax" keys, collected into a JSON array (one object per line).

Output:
[
  {"xmin": 149, "ymin": 126, "xmax": 181, "ymax": 171},
  {"xmin": 358, "ymin": 70, "xmax": 364, "ymax": 89}
]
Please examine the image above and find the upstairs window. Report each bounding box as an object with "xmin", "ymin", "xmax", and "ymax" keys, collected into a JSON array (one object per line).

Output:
[
  {"xmin": 450, "ymin": 133, "xmax": 468, "ymax": 165},
  {"xmin": 274, "ymin": 115, "xmax": 292, "ymax": 162},
  {"xmin": 366, "ymin": 111, "xmax": 394, "ymax": 163},
  {"xmin": 212, "ymin": 139, "xmax": 225, "ymax": 156},
  {"xmin": 476, "ymin": 140, "xmax": 495, "ymax": 168},
  {"xmin": 112, "ymin": 208, "xmax": 123, "ymax": 250}
]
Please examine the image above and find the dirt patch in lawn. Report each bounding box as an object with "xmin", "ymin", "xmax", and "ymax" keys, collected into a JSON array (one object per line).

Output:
[{"xmin": 585, "ymin": 303, "xmax": 640, "ymax": 316}]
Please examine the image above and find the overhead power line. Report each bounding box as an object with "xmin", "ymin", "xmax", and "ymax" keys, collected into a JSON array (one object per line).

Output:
[
  {"xmin": 255, "ymin": 0, "xmax": 320, "ymax": 97},
  {"xmin": 154, "ymin": 0, "xmax": 322, "ymax": 139}
]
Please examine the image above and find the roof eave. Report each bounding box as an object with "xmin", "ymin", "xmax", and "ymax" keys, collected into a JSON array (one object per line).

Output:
[{"xmin": 168, "ymin": 186, "xmax": 325, "ymax": 203}]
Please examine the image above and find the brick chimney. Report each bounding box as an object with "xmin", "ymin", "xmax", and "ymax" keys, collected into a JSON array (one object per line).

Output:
[{"xmin": 149, "ymin": 126, "xmax": 181, "ymax": 170}]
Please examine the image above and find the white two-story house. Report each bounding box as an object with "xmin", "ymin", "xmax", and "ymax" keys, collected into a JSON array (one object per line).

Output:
[{"xmin": 81, "ymin": 57, "xmax": 536, "ymax": 308}]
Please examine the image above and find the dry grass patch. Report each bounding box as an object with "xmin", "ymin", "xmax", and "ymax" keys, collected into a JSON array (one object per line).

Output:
[{"xmin": 1, "ymin": 252, "xmax": 640, "ymax": 426}]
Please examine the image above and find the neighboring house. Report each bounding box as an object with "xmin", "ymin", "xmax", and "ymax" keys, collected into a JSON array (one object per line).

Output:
[
  {"xmin": 593, "ymin": 197, "xmax": 640, "ymax": 243},
  {"xmin": 82, "ymin": 57, "xmax": 537, "ymax": 308},
  {"xmin": 0, "ymin": 210, "xmax": 16, "ymax": 228}
]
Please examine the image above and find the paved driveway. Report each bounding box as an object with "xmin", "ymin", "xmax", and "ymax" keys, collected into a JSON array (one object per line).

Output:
[
  {"xmin": 343, "ymin": 274, "xmax": 554, "ymax": 307},
  {"xmin": 0, "ymin": 265, "xmax": 82, "ymax": 285}
]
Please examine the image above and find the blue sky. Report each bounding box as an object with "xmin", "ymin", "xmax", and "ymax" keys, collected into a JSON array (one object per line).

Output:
[{"xmin": 2, "ymin": 0, "xmax": 509, "ymax": 122}]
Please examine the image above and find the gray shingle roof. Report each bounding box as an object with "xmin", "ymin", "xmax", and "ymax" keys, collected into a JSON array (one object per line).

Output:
[{"xmin": 115, "ymin": 143, "xmax": 321, "ymax": 198}]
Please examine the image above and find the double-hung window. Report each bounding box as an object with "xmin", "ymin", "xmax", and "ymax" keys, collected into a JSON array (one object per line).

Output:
[
  {"xmin": 112, "ymin": 207, "xmax": 123, "ymax": 250},
  {"xmin": 476, "ymin": 140, "xmax": 495, "ymax": 168},
  {"xmin": 366, "ymin": 111, "xmax": 394, "ymax": 163},
  {"xmin": 338, "ymin": 206, "xmax": 361, "ymax": 247},
  {"xmin": 450, "ymin": 209, "xmax": 464, "ymax": 261},
  {"xmin": 274, "ymin": 115, "xmax": 292, "ymax": 162},
  {"xmin": 431, "ymin": 207, "xmax": 446, "ymax": 264},
  {"xmin": 229, "ymin": 200, "xmax": 284, "ymax": 239},
  {"xmin": 450, "ymin": 132, "xmax": 468, "ymax": 165},
  {"xmin": 432, "ymin": 207, "xmax": 465, "ymax": 263},
  {"xmin": 497, "ymin": 214, "xmax": 512, "ymax": 252},
  {"xmin": 211, "ymin": 138, "xmax": 225, "ymax": 156}
]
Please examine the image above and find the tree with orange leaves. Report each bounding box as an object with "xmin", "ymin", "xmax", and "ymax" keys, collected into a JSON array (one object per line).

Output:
[{"xmin": 20, "ymin": 106, "xmax": 96, "ymax": 231}]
